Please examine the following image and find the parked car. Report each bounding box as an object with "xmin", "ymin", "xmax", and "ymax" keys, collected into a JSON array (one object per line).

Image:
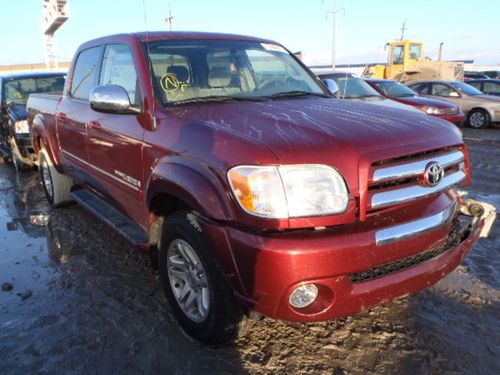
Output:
[
  {"xmin": 28, "ymin": 32, "xmax": 490, "ymax": 345},
  {"xmin": 466, "ymin": 79, "xmax": 500, "ymax": 97},
  {"xmin": 314, "ymin": 71, "xmax": 422, "ymax": 113},
  {"xmin": 464, "ymin": 71, "xmax": 490, "ymax": 81},
  {"xmin": 481, "ymin": 70, "xmax": 500, "ymax": 79},
  {"xmin": 0, "ymin": 72, "xmax": 65, "ymax": 169},
  {"xmin": 408, "ymin": 80, "xmax": 500, "ymax": 128},
  {"xmin": 366, "ymin": 78, "xmax": 465, "ymax": 125}
]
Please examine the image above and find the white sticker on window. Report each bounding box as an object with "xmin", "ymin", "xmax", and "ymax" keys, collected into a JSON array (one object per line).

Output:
[{"xmin": 261, "ymin": 43, "xmax": 288, "ymax": 53}]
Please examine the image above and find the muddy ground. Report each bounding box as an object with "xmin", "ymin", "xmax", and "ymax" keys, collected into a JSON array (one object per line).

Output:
[{"xmin": 0, "ymin": 128, "xmax": 498, "ymax": 374}]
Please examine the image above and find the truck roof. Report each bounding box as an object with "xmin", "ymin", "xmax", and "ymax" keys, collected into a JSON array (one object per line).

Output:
[
  {"xmin": 81, "ymin": 31, "xmax": 278, "ymax": 48},
  {"xmin": 0, "ymin": 71, "xmax": 66, "ymax": 80}
]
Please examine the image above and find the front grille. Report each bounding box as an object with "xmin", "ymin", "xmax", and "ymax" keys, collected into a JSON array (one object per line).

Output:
[
  {"xmin": 350, "ymin": 226, "xmax": 461, "ymax": 283},
  {"xmin": 366, "ymin": 147, "xmax": 466, "ymax": 211}
]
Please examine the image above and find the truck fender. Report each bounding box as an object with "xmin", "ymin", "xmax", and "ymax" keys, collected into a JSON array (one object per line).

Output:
[
  {"xmin": 31, "ymin": 114, "xmax": 63, "ymax": 168},
  {"xmin": 145, "ymin": 162, "xmax": 249, "ymax": 297},
  {"xmin": 145, "ymin": 161, "xmax": 231, "ymax": 222}
]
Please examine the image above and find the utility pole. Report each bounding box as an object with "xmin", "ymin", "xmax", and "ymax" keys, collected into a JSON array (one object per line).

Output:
[
  {"xmin": 165, "ymin": 0, "xmax": 174, "ymax": 31},
  {"xmin": 400, "ymin": 20, "xmax": 407, "ymax": 41},
  {"xmin": 324, "ymin": 0, "xmax": 344, "ymax": 69}
]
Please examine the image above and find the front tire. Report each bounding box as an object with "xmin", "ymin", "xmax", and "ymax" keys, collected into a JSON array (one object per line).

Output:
[
  {"xmin": 9, "ymin": 138, "xmax": 33, "ymax": 172},
  {"xmin": 468, "ymin": 109, "xmax": 490, "ymax": 129},
  {"xmin": 158, "ymin": 210, "xmax": 243, "ymax": 345},
  {"xmin": 38, "ymin": 147, "xmax": 73, "ymax": 207}
]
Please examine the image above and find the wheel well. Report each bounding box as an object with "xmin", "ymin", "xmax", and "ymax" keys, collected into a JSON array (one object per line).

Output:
[
  {"xmin": 149, "ymin": 193, "xmax": 192, "ymax": 219},
  {"xmin": 468, "ymin": 107, "xmax": 489, "ymax": 116},
  {"xmin": 148, "ymin": 193, "xmax": 192, "ymax": 270}
]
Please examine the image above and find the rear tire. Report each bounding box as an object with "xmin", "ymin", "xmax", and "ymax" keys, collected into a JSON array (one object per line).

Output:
[
  {"xmin": 158, "ymin": 210, "xmax": 244, "ymax": 345},
  {"xmin": 38, "ymin": 147, "xmax": 73, "ymax": 207},
  {"xmin": 468, "ymin": 109, "xmax": 490, "ymax": 129}
]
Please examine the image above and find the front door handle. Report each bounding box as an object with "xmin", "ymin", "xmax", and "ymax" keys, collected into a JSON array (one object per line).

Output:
[
  {"xmin": 87, "ymin": 121, "xmax": 102, "ymax": 130},
  {"xmin": 57, "ymin": 112, "xmax": 67, "ymax": 121}
]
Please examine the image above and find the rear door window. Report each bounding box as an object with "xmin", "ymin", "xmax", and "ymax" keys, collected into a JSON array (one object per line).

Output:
[
  {"xmin": 483, "ymin": 81, "xmax": 500, "ymax": 93},
  {"xmin": 70, "ymin": 46, "xmax": 102, "ymax": 101},
  {"xmin": 431, "ymin": 83, "xmax": 456, "ymax": 97}
]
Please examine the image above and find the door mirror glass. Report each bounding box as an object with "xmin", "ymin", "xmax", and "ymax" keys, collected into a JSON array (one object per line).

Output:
[
  {"xmin": 323, "ymin": 79, "xmax": 339, "ymax": 95},
  {"xmin": 89, "ymin": 85, "xmax": 140, "ymax": 114}
]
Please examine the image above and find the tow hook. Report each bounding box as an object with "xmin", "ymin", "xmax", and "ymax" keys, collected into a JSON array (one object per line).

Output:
[{"xmin": 459, "ymin": 196, "xmax": 496, "ymax": 238}]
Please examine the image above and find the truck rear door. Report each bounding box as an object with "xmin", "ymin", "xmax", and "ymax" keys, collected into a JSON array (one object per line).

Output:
[
  {"xmin": 86, "ymin": 43, "xmax": 145, "ymax": 224},
  {"xmin": 58, "ymin": 46, "xmax": 102, "ymax": 182}
]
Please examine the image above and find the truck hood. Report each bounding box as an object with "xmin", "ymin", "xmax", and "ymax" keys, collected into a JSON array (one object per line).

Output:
[
  {"xmin": 169, "ymin": 97, "xmax": 462, "ymax": 164},
  {"xmin": 6, "ymin": 103, "xmax": 27, "ymax": 122}
]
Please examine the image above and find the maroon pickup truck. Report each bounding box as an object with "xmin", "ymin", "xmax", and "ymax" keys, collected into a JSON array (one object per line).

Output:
[{"xmin": 27, "ymin": 32, "xmax": 491, "ymax": 345}]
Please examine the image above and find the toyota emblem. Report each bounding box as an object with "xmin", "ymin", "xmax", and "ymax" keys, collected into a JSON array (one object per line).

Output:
[{"xmin": 423, "ymin": 162, "xmax": 444, "ymax": 187}]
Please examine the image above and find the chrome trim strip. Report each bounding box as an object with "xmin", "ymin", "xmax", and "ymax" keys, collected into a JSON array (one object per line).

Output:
[
  {"xmin": 61, "ymin": 150, "xmax": 140, "ymax": 191},
  {"xmin": 372, "ymin": 150, "xmax": 464, "ymax": 183},
  {"xmin": 371, "ymin": 171, "xmax": 466, "ymax": 209},
  {"xmin": 376, "ymin": 201, "xmax": 458, "ymax": 245}
]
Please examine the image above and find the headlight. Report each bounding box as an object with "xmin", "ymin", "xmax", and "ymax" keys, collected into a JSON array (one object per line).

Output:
[
  {"xmin": 227, "ymin": 165, "xmax": 349, "ymax": 218},
  {"xmin": 14, "ymin": 120, "xmax": 29, "ymax": 134},
  {"xmin": 419, "ymin": 106, "xmax": 458, "ymax": 115}
]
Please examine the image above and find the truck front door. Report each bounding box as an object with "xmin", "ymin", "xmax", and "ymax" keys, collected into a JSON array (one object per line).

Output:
[{"xmin": 86, "ymin": 43, "xmax": 145, "ymax": 225}]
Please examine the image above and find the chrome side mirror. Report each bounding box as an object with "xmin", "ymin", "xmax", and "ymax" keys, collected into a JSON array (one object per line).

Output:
[
  {"xmin": 89, "ymin": 85, "xmax": 141, "ymax": 114},
  {"xmin": 323, "ymin": 79, "xmax": 339, "ymax": 95}
]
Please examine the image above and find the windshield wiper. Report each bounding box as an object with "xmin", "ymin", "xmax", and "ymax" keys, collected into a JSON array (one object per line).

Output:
[
  {"xmin": 343, "ymin": 94, "xmax": 379, "ymax": 99},
  {"xmin": 268, "ymin": 91, "xmax": 331, "ymax": 99},
  {"xmin": 171, "ymin": 95, "xmax": 267, "ymax": 105}
]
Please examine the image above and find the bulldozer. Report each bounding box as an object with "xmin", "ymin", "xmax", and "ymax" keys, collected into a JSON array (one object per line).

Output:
[{"xmin": 362, "ymin": 40, "xmax": 464, "ymax": 82}]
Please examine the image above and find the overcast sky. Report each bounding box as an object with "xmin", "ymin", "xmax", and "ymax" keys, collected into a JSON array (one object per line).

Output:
[{"xmin": 1, "ymin": 0, "xmax": 499, "ymax": 67}]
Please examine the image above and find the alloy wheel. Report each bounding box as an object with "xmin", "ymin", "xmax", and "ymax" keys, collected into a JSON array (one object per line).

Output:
[
  {"xmin": 469, "ymin": 111, "xmax": 486, "ymax": 128},
  {"xmin": 167, "ymin": 239, "xmax": 210, "ymax": 322}
]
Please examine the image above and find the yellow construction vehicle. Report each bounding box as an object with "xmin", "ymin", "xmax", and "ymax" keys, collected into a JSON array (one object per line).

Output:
[{"xmin": 362, "ymin": 40, "xmax": 464, "ymax": 82}]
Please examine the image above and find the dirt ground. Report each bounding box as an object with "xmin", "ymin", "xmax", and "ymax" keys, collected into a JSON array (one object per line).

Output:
[{"xmin": 0, "ymin": 128, "xmax": 498, "ymax": 375}]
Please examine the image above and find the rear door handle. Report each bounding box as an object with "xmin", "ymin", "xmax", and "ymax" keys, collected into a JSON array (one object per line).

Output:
[{"xmin": 87, "ymin": 121, "xmax": 102, "ymax": 130}]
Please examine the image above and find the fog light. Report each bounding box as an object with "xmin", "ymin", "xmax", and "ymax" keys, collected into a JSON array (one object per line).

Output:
[{"xmin": 289, "ymin": 284, "xmax": 318, "ymax": 309}]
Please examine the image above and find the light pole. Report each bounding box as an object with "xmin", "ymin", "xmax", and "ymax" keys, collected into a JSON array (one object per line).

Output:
[{"xmin": 324, "ymin": 0, "xmax": 344, "ymax": 69}]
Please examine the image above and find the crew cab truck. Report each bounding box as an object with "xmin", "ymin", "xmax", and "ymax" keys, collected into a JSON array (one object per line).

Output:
[
  {"xmin": 27, "ymin": 32, "xmax": 492, "ymax": 345},
  {"xmin": 0, "ymin": 72, "xmax": 65, "ymax": 169}
]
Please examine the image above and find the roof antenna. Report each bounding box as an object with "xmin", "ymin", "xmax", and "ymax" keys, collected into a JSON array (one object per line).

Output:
[{"xmin": 142, "ymin": 0, "xmax": 157, "ymax": 130}]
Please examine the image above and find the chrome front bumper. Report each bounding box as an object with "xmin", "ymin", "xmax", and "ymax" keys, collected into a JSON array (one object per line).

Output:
[{"xmin": 375, "ymin": 197, "xmax": 496, "ymax": 246}]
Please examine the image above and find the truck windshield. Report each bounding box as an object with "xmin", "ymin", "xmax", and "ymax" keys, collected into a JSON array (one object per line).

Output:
[
  {"xmin": 144, "ymin": 39, "xmax": 329, "ymax": 105},
  {"xmin": 4, "ymin": 76, "xmax": 65, "ymax": 105},
  {"xmin": 373, "ymin": 81, "xmax": 418, "ymax": 98}
]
